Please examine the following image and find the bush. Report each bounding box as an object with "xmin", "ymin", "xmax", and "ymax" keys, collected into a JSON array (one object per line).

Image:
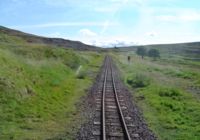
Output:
[
  {"xmin": 44, "ymin": 48, "xmax": 56, "ymax": 58},
  {"xmin": 62, "ymin": 51, "xmax": 83, "ymax": 70},
  {"xmin": 164, "ymin": 69, "xmax": 195, "ymax": 79},
  {"xmin": 127, "ymin": 74, "xmax": 150, "ymax": 88},
  {"xmin": 65, "ymin": 60, "xmax": 80, "ymax": 69},
  {"xmin": 148, "ymin": 49, "xmax": 160, "ymax": 60},
  {"xmin": 160, "ymin": 101, "xmax": 182, "ymax": 112},
  {"xmin": 159, "ymin": 88, "xmax": 181, "ymax": 100},
  {"xmin": 136, "ymin": 46, "xmax": 147, "ymax": 59}
]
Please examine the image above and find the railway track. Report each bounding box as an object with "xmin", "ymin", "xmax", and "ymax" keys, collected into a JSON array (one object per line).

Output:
[
  {"xmin": 93, "ymin": 56, "xmax": 133, "ymax": 140},
  {"xmin": 78, "ymin": 55, "xmax": 156, "ymax": 140}
]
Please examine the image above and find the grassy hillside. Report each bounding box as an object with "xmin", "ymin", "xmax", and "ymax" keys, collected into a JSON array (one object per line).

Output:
[
  {"xmin": 112, "ymin": 42, "xmax": 200, "ymax": 60},
  {"xmin": 113, "ymin": 51, "xmax": 200, "ymax": 140},
  {"xmin": 145, "ymin": 43, "xmax": 200, "ymax": 60},
  {"xmin": 0, "ymin": 26, "xmax": 101, "ymax": 51},
  {"xmin": 0, "ymin": 27, "xmax": 104, "ymax": 139}
]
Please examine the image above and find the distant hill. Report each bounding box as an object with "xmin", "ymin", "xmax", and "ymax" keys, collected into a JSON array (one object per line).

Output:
[
  {"xmin": 0, "ymin": 26, "xmax": 101, "ymax": 51},
  {"xmin": 112, "ymin": 42, "xmax": 200, "ymax": 59}
]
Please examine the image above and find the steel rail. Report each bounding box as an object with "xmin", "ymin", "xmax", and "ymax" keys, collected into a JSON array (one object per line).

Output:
[
  {"xmin": 101, "ymin": 57, "xmax": 108, "ymax": 140},
  {"xmin": 101, "ymin": 56, "xmax": 131, "ymax": 140},
  {"xmin": 109, "ymin": 57, "xmax": 131, "ymax": 140}
]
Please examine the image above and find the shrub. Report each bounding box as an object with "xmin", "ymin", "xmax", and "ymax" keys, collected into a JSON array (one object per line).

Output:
[
  {"xmin": 76, "ymin": 71, "xmax": 87, "ymax": 79},
  {"xmin": 159, "ymin": 88, "xmax": 181, "ymax": 100},
  {"xmin": 62, "ymin": 51, "xmax": 84, "ymax": 70},
  {"xmin": 136, "ymin": 46, "xmax": 147, "ymax": 59},
  {"xmin": 65, "ymin": 59, "xmax": 80, "ymax": 70},
  {"xmin": 160, "ymin": 101, "xmax": 182, "ymax": 112},
  {"xmin": 44, "ymin": 48, "xmax": 56, "ymax": 58},
  {"xmin": 148, "ymin": 49, "xmax": 160, "ymax": 60},
  {"xmin": 127, "ymin": 74, "xmax": 150, "ymax": 88}
]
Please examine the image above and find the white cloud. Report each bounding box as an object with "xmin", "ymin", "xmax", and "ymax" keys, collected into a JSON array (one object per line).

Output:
[
  {"xmin": 97, "ymin": 0, "xmax": 132, "ymax": 35},
  {"xmin": 10, "ymin": 22, "xmax": 118, "ymax": 29},
  {"xmin": 156, "ymin": 9, "xmax": 200, "ymax": 22},
  {"xmin": 43, "ymin": 0, "xmax": 104, "ymax": 8},
  {"xmin": 156, "ymin": 15, "xmax": 176, "ymax": 21},
  {"xmin": 110, "ymin": 0, "xmax": 129, "ymax": 4},
  {"xmin": 79, "ymin": 29, "xmax": 97, "ymax": 37},
  {"xmin": 6, "ymin": 0, "xmax": 200, "ymax": 46},
  {"xmin": 180, "ymin": 11, "xmax": 200, "ymax": 21},
  {"xmin": 95, "ymin": 7, "xmax": 117, "ymax": 13},
  {"xmin": 43, "ymin": 0, "xmax": 82, "ymax": 7},
  {"xmin": 146, "ymin": 31, "xmax": 157, "ymax": 37},
  {"xmin": 101, "ymin": 21, "xmax": 112, "ymax": 34},
  {"xmin": 78, "ymin": 35, "xmax": 139, "ymax": 47}
]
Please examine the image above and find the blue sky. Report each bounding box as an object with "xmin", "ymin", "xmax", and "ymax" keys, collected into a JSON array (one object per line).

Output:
[{"xmin": 1, "ymin": 0, "xmax": 200, "ymax": 46}]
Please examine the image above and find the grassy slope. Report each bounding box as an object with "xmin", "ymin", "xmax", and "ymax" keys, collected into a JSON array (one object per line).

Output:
[
  {"xmin": 0, "ymin": 31, "xmax": 104, "ymax": 139},
  {"xmin": 114, "ymin": 42, "xmax": 200, "ymax": 61},
  {"xmin": 0, "ymin": 26, "xmax": 101, "ymax": 51},
  {"xmin": 112, "ymin": 52, "xmax": 200, "ymax": 140},
  {"xmin": 146, "ymin": 43, "xmax": 200, "ymax": 60}
]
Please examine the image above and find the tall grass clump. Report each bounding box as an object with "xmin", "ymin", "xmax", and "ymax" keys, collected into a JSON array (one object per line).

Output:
[{"xmin": 127, "ymin": 73, "xmax": 150, "ymax": 88}]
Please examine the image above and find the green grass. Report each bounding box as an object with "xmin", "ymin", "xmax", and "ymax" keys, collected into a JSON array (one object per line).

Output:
[
  {"xmin": 112, "ymin": 52, "xmax": 200, "ymax": 140},
  {"xmin": 0, "ymin": 33, "xmax": 104, "ymax": 139}
]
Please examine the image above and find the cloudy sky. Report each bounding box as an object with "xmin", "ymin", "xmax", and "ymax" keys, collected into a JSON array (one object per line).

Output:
[{"xmin": 1, "ymin": 0, "xmax": 200, "ymax": 47}]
